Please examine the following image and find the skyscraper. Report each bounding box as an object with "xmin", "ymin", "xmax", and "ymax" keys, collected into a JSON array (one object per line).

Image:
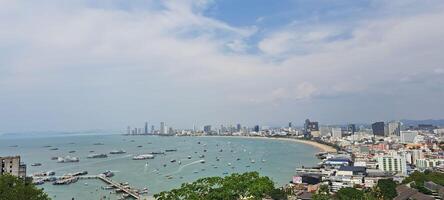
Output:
[
  {"xmin": 372, "ymin": 122, "xmax": 385, "ymax": 137},
  {"xmin": 388, "ymin": 121, "xmax": 401, "ymax": 136},
  {"xmin": 304, "ymin": 119, "xmax": 319, "ymax": 137},
  {"xmin": 253, "ymin": 125, "xmax": 260, "ymax": 132},
  {"xmin": 160, "ymin": 122, "xmax": 166, "ymax": 135},
  {"xmin": 144, "ymin": 122, "xmax": 148, "ymax": 134}
]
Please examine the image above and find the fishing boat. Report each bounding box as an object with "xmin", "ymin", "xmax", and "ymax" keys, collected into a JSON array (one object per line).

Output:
[
  {"xmin": 87, "ymin": 153, "xmax": 107, "ymax": 159},
  {"xmin": 110, "ymin": 149, "xmax": 126, "ymax": 154},
  {"xmin": 68, "ymin": 150, "xmax": 76, "ymax": 153},
  {"xmin": 165, "ymin": 149, "xmax": 177, "ymax": 152},
  {"xmin": 31, "ymin": 163, "xmax": 42, "ymax": 166}
]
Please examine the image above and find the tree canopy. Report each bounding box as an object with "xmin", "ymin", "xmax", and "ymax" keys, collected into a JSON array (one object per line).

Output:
[
  {"xmin": 154, "ymin": 172, "xmax": 280, "ymax": 200},
  {"xmin": 336, "ymin": 187, "xmax": 364, "ymax": 200},
  {"xmin": 0, "ymin": 174, "xmax": 50, "ymax": 200}
]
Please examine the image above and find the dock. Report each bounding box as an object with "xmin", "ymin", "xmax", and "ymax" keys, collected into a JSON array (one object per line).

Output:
[{"xmin": 96, "ymin": 175, "xmax": 140, "ymax": 199}]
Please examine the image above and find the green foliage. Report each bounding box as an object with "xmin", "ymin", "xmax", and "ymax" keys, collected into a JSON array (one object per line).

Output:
[
  {"xmin": 312, "ymin": 184, "xmax": 330, "ymax": 200},
  {"xmin": 269, "ymin": 188, "xmax": 287, "ymax": 200},
  {"xmin": 335, "ymin": 187, "xmax": 364, "ymax": 200},
  {"xmin": 403, "ymin": 171, "xmax": 444, "ymax": 187},
  {"xmin": 375, "ymin": 179, "xmax": 397, "ymax": 200},
  {"xmin": 154, "ymin": 172, "xmax": 276, "ymax": 200},
  {"xmin": 0, "ymin": 174, "xmax": 50, "ymax": 200}
]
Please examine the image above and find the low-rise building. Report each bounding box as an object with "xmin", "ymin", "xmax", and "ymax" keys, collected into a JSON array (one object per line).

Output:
[{"xmin": 0, "ymin": 156, "xmax": 26, "ymax": 178}]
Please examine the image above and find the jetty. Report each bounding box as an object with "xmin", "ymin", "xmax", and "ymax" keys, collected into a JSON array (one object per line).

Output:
[{"xmin": 96, "ymin": 175, "xmax": 140, "ymax": 199}]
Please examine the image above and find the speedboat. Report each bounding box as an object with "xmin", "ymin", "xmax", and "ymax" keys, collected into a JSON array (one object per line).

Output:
[
  {"xmin": 170, "ymin": 159, "xmax": 176, "ymax": 163},
  {"xmin": 187, "ymin": 156, "xmax": 192, "ymax": 159}
]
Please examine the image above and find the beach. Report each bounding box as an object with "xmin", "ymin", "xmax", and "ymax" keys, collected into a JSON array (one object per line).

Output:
[{"xmin": 200, "ymin": 135, "xmax": 337, "ymax": 153}]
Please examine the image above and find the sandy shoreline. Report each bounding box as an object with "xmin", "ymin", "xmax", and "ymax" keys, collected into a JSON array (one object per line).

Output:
[{"xmin": 198, "ymin": 135, "xmax": 337, "ymax": 153}]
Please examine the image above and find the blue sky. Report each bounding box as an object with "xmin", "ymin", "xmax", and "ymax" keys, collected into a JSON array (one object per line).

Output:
[{"xmin": 1, "ymin": 0, "xmax": 444, "ymax": 132}]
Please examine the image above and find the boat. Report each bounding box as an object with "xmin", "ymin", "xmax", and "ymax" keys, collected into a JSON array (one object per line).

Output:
[
  {"xmin": 9, "ymin": 145, "xmax": 18, "ymax": 147},
  {"xmin": 89, "ymin": 150, "xmax": 95, "ymax": 153},
  {"xmin": 250, "ymin": 159, "xmax": 255, "ymax": 163},
  {"xmin": 110, "ymin": 149, "xmax": 126, "ymax": 154},
  {"xmin": 87, "ymin": 154, "xmax": 107, "ymax": 159},
  {"xmin": 178, "ymin": 161, "xmax": 181, "ymax": 165},
  {"xmin": 68, "ymin": 150, "xmax": 76, "ymax": 153},
  {"xmin": 151, "ymin": 151, "xmax": 165, "ymax": 155},
  {"xmin": 216, "ymin": 157, "xmax": 220, "ymax": 161},
  {"xmin": 137, "ymin": 145, "xmax": 143, "ymax": 148},
  {"xmin": 187, "ymin": 156, "xmax": 192, "ymax": 159},
  {"xmin": 145, "ymin": 162, "xmax": 149, "ymax": 167},
  {"xmin": 43, "ymin": 145, "xmax": 52, "ymax": 148},
  {"xmin": 101, "ymin": 170, "xmax": 114, "ymax": 177},
  {"xmin": 228, "ymin": 163, "xmax": 232, "ymax": 166},
  {"xmin": 219, "ymin": 149, "xmax": 223, "ymax": 152},
  {"xmin": 50, "ymin": 148, "xmax": 58, "ymax": 151},
  {"xmin": 132, "ymin": 154, "xmax": 155, "ymax": 160},
  {"xmin": 170, "ymin": 159, "xmax": 176, "ymax": 163},
  {"xmin": 165, "ymin": 149, "xmax": 177, "ymax": 152},
  {"xmin": 199, "ymin": 155, "xmax": 205, "ymax": 158},
  {"xmin": 31, "ymin": 163, "xmax": 42, "ymax": 166},
  {"xmin": 236, "ymin": 158, "xmax": 240, "ymax": 161},
  {"xmin": 200, "ymin": 160, "xmax": 205, "ymax": 164},
  {"xmin": 163, "ymin": 164, "xmax": 167, "ymax": 167},
  {"xmin": 93, "ymin": 143, "xmax": 104, "ymax": 145},
  {"xmin": 262, "ymin": 159, "xmax": 266, "ymax": 162},
  {"xmin": 203, "ymin": 149, "xmax": 207, "ymax": 152},
  {"xmin": 57, "ymin": 156, "xmax": 80, "ymax": 163},
  {"xmin": 223, "ymin": 172, "xmax": 228, "ymax": 175}
]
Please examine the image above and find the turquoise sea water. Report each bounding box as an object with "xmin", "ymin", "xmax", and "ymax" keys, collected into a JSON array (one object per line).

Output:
[{"xmin": 0, "ymin": 134, "xmax": 319, "ymax": 199}]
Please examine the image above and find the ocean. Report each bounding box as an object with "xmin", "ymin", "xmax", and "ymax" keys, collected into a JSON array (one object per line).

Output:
[{"xmin": 0, "ymin": 134, "xmax": 319, "ymax": 200}]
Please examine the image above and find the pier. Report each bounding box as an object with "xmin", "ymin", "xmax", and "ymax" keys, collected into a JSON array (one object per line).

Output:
[{"xmin": 96, "ymin": 175, "xmax": 140, "ymax": 199}]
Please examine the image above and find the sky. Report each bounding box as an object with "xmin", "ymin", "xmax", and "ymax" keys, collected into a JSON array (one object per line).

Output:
[{"xmin": 1, "ymin": 0, "xmax": 444, "ymax": 132}]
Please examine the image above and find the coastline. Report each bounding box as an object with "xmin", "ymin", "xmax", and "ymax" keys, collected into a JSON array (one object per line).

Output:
[{"xmin": 198, "ymin": 135, "xmax": 337, "ymax": 153}]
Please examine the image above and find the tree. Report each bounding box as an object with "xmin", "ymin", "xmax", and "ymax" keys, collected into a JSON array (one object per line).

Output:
[
  {"xmin": 375, "ymin": 179, "xmax": 397, "ymax": 200},
  {"xmin": 335, "ymin": 187, "xmax": 364, "ymax": 200},
  {"xmin": 312, "ymin": 184, "xmax": 330, "ymax": 200},
  {"xmin": 154, "ymin": 172, "xmax": 275, "ymax": 200},
  {"xmin": 0, "ymin": 174, "xmax": 50, "ymax": 200},
  {"xmin": 269, "ymin": 188, "xmax": 287, "ymax": 200}
]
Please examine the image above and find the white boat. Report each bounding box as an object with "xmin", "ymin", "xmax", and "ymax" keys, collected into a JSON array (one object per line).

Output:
[
  {"xmin": 57, "ymin": 156, "xmax": 80, "ymax": 163},
  {"xmin": 132, "ymin": 154, "xmax": 154, "ymax": 160}
]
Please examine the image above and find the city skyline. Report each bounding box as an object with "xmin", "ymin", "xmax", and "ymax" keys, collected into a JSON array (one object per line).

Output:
[{"xmin": 1, "ymin": 0, "xmax": 444, "ymax": 132}]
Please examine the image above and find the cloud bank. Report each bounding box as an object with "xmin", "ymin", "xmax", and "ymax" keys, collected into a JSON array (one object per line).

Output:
[{"xmin": 0, "ymin": 0, "xmax": 443, "ymax": 132}]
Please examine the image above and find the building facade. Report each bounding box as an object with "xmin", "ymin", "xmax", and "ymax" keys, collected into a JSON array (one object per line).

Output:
[{"xmin": 1, "ymin": 156, "xmax": 26, "ymax": 178}]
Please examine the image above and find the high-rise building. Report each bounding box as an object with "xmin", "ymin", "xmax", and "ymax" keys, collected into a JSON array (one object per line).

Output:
[
  {"xmin": 151, "ymin": 125, "xmax": 155, "ymax": 134},
  {"xmin": 348, "ymin": 124, "xmax": 356, "ymax": 135},
  {"xmin": 320, "ymin": 126, "xmax": 331, "ymax": 137},
  {"xmin": 253, "ymin": 125, "xmax": 260, "ymax": 132},
  {"xmin": 372, "ymin": 122, "xmax": 385, "ymax": 137},
  {"xmin": 160, "ymin": 122, "xmax": 166, "ymax": 134},
  {"xmin": 288, "ymin": 122, "xmax": 292, "ymax": 128},
  {"xmin": 388, "ymin": 121, "xmax": 401, "ymax": 137},
  {"xmin": 144, "ymin": 122, "xmax": 148, "ymax": 134},
  {"xmin": 127, "ymin": 126, "xmax": 131, "ymax": 135},
  {"xmin": 400, "ymin": 131, "xmax": 418, "ymax": 144},
  {"xmin": 0, "ymin": 156, "xmax": 26, "ymax": 178},
  {"xmin": 236, "ymin": 124, "xmax": 241, "ymax": 132},
  {"xmin": 377, "ymin": 155, "xmax": 407, "ymax": 175},
  {"xmin": 203, "ymin": 125, "xmax": 212, "ymax": 133},
  {"xmin": 304, "ymin": 119, "xmax": 319, "ymax": 137},
  {"xmin": 332, "ymin": 128, "xmax": 342, "ymax": 138}
]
